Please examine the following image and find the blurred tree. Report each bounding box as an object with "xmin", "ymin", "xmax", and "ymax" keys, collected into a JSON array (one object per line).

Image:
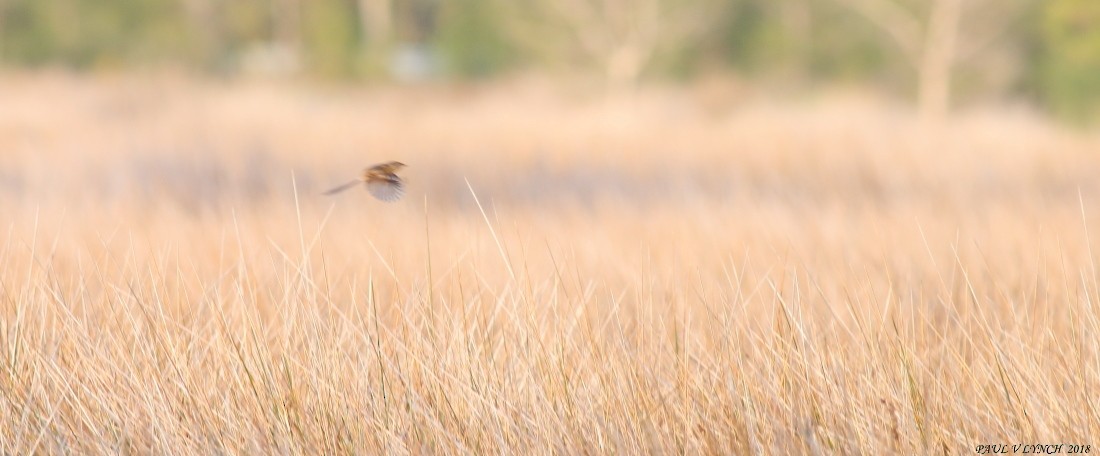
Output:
[
  {"xmin": 718, "ymin": 1, "xmax": 814, "ymax": 83},
  {"xmin": 832, "ymin": 0, "xmax": 1032, "ymax": 121},
  {"xmin": 0, "ymin": 0, "xmax": 1094, "ymax": 127},
  {"xmin": 272, "ymin": 0, "xmax": 302, "ymax": 51},
  {"xmin": 1038, "ymin": 0, "xmax": 1100, "ymax": 122},
  {"xmin": 775, "ymin": 0, "xmax": 813, "ymax": 81},
  {"xmin": 225, "ymin": 0, "xmax": 303, "ymax": 76},
  {"xmin": 802, "ymin": 3, "xmax": 893, "ymax": 84},
  {"xmin": 356, "ymin": 0, "xmax": 392, "ymax": 53},
  {"xmin": 500, "ymin": 0, "xmax": 727, "ymax": 89},
  {"xmin": 180, "ymin": 0, "xmax": 221, "ymax": 68},
  {"xmin": 435, "ymin": 0, "xmax": 515, "ymax": 78},
  {"xmin": 300, "ymin": 0, "xmax": 360, "ymax": 78},
  {"xmin": 0, "ymin": 0, "xmax": 7, "ymax": 60},
  {"xmin": 201, "ymin": 0, "xmax": 268, "ymax": 71}
]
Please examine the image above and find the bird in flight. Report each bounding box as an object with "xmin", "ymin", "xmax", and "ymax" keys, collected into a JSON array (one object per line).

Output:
[{"xmin": 323, "ymin": 161, "xmax": 406, "ymax": 202}]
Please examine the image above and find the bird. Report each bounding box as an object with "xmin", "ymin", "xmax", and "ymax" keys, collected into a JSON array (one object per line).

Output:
[{"xmin": 323, "ymin": 161, "xmax": 407, "ymax": 202}]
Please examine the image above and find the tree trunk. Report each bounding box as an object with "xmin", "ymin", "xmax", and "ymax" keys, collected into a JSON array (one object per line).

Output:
[
  {"xmin": 0, "ymin": 0, "xmax": 5, "ymax": 63},
  {"xmin": 777, "ymin": 0, "xmax": 813, "ymax": 82},
  {"xmin": 918, "ymin": 0, "xmax": 962, "ymax": 122},
  {"xmin": 606, "ymin": 44, "xmax": 644, "ymax": 91},
  {"xmin": 357, "ymin": 0, "xmax": 392, "ymax": 50},
  {"xmin": 180, "ymin": 0, "xmax": 221, "ymax": 66},
  {"xmin": 272, "ymin": 0, "xmax": 300, "ymax": 48}
]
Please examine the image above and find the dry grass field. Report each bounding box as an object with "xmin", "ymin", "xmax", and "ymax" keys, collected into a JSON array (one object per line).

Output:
[{"xmin": 1, "ymin": 74, "xmax": 1100, "ymax": 454}]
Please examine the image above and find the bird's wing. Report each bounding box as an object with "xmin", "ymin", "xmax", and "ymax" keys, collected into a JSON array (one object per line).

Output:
[
  {"xmin": 366, "ymin": 175, "xmax": 404, "ymax": 202},
  {"xmin": 323, "ymin": 180, "xmax": 361, "ymax": 195}
]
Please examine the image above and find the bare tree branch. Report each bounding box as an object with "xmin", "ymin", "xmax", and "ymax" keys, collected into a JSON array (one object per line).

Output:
[
  {"xmin": 832, "ymin": 0, "xmax": 923, "ymax": 61},
  {"xmin": 954, "ymin": 0, "xmax": 1033, "ymax": 62},
  {"xmin": 500, "ymin": 0, "xmax": 723, "ymax": 88},
  {"xmin": 832, "ymin": 0, "xmax": 1029, "ymax": 120}
]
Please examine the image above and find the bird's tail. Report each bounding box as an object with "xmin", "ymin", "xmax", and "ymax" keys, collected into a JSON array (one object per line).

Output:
[{"xmin": 322, "ymin": 180, "xmax": 360, "ymax": 195}]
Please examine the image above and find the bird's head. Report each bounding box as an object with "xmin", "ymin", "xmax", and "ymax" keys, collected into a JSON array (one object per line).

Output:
[{"xmin": 364, "ymin": 161, "xmax": 407, "ymax": 178}]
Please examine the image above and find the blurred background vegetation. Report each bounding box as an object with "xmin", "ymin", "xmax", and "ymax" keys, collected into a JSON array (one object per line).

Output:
[{"xmin": 0, "ymin": 0, "xmax": 1097, "ymax": 122}]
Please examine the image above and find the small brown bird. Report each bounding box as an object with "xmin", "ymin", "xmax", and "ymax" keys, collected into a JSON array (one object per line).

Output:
[{"xmin": 324, "ymin": 161, "xmax": 406, "ymax": 202}]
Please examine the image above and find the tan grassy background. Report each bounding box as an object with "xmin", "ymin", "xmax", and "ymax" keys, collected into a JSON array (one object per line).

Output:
[{"xmin": 2, "ymin": 74, "xmax": 1100, "ymax": 454}]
